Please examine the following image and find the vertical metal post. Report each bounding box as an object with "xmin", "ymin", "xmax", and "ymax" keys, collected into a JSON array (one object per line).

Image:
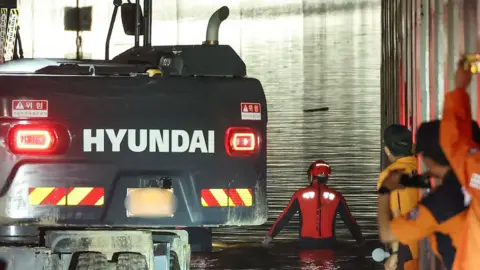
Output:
[
  {"xmin": 384, "ymin": 1, "xmax": 392, "ymax": 126},
  {"xmin": 463, "ymin": 0, "xmax": 478, "ymax": 119},
  {"xmin": 414, "ymin": 0, "xmax": 420, "ymax": 130},
  {"xmin": 417, "ymin": 0, "xmax": 433, "ymax": 267},
  {"xmin": 75, "ymin": 0, "xmax": 81, "ymax": 60},
  {"xmin": 420, "ymin": 0, "xmax": 430, "ymax": 122},
  {"xmin": 434, "ymin": 0, "xmax": 445, "ymax": 119},
  {"xmin": 134, "ymin": 0, "xmax": 140, "ymax": 48},
  {"xmin": 387, "ymin": 0, "xmax": 391, "ymax": 125},
  {"xmin": 398, "ymin": 0, "xmax": 407, "ymax": 126},
  {"xmin": 388, "ymin": 0, "xmax": 393, "ymax": 124},
  {"xmin": 380, "ymin": 0, "xmax": 385, "ymax": 169},
  {"xmin": 412, "ymin": 0, "xmax": 419, "ymax": 133},
  {"xmin": 429, "ymin": 0, "xmax": 436, "ymax": 120},
  {"xmin": 477, "ymin": 0, "xmax": 480, "ymax": 122},
  {"xmin": 143, "ymin": 0, "xmax": 152, "ymax": 47},
  {"xmin": 406, "ymin": 0, "xmax": 413, "ymax": 132},
  {"xmin": 392, "ymin": 0, "xmax": 399, "ymax": 124},
  {"xmin": 446, "ymin": 0, "xmax": 463, "ymax": 91},
  {"xmin": 402, "ymin": 0, "xmax": 410, "ymax": 129},
  {"xmin": 396, "ymin": 0, "xmax": 405, "ymax": 126}
]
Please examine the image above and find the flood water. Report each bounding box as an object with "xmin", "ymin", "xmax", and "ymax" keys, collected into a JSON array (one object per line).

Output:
[
  {"xmin": 209, "ymin": 0, "xmax": 382, "ymax": 244},
  {"xmin": 191, "ymin": 241, "xmax": 384, "ymax": 270},
  {"xmin": 188, "ymin": 1, "xmax": 382, "ymax": 268}
]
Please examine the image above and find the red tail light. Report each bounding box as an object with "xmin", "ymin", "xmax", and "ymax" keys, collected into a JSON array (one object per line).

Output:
[
  {"xmin": 8, "ymin": 124, "xmax": 67, "ymax": 154},
  {"xmin": 225, "ymin": 127, "xmax": 260, "ymax": 156}
]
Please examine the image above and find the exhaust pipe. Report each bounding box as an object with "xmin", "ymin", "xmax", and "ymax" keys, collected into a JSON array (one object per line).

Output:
[{"xmin": 203, "ymin": 6, "xmax": 230, "ymax": 45}]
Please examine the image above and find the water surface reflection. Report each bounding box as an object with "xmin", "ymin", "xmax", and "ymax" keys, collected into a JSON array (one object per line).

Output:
[{"xmin": 191, "ymin": 241, "xmax": 383, "ymax": 270}]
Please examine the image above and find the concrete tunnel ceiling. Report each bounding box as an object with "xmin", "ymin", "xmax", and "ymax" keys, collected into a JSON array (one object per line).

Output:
[{"xmin": 15, "ymin": 0, "xmax": 382, "ymax": 242}]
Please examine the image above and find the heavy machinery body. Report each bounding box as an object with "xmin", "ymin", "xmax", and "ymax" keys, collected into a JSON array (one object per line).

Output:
[{"xmin": 0, "ymin": 1, "xmax": 268, "ymax": 269}]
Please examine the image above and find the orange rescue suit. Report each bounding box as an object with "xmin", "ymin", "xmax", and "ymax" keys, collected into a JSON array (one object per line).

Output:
[
  {"xmin": 378, "ymin": 156, "xmax": 420, "ymax": 269},
  {"xmin": 389, "ymin": 170, "xmax": 467, "ymax": 269},
  {"xmin": 440, "ymin": 87, "xmax": 480, "ymax": 270}
]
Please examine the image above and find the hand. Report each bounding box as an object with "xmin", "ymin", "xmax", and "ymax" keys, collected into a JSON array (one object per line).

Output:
[
  {"xmin": 381, "ymin": 169, "xmax": 406, "ymax": 191},
  {"xmin": 384, "ymin": 254, "xmax": 398, "ymax": 270},
  {"xmin": 455, "ymin": 57, "xmax": 472, "ymax": 90},
  {"xmin": 262, "ymin": 235, "xmax": 273, "ymax": 246}
]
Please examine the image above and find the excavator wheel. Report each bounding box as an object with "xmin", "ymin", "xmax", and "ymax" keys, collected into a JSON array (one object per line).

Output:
[
  {"xmin": 73, "ymin": 252, "xmax": 108, "ymax": 270},
  {"xmin": 116, "ymin": 252, "xmax": 148, "ymax": 270}
]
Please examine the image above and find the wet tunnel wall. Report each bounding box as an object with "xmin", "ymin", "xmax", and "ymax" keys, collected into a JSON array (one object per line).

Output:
[
  {"xmin": 17, "ymin": 0, "xmax": 382, "ymax": 242},
  {"xmin": 382, "ymin": 0, "xmax": 479, "ymax": 268}
]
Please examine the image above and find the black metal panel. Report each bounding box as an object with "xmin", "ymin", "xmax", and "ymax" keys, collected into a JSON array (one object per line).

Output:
[
  {"xmin": 0, "ymin": 75, "xmax": 267, "ymax": 227},
  {"xmin": 0, "ymin": 0, "xmax": 16, "ymax": 9},
  {"xmin": 112, "ymin": 45, "xmax": 247, "ymax": 77}
]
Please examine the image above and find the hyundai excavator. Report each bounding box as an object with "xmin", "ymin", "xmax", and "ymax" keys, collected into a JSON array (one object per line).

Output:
[{"xmin": 0, "ymin": 1, "xmax": 268, "ymax": 269}]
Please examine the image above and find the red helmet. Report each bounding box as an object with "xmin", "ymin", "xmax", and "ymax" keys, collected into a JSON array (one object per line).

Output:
[{"xmin": 307, "ymin": 160, "xmax": 331, "ymax": 177}]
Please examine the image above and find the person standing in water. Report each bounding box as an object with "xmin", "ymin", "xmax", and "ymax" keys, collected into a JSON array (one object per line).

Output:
[{"xmin": 263, "ymin": 160, "xmax": 365, "ymax": 249}]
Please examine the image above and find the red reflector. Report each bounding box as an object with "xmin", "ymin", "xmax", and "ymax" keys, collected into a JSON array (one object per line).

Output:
[
  {"xmin": 225, "ymin": 127, "xmax": 259, "ymax": 156},
  {"xmin": 8, "ymin": 125, "xmax": 58, "ymax": 154}
]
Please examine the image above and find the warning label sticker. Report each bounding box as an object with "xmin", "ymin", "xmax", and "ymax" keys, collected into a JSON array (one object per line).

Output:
[
  {"xmin": 12, "ymin": 100, "xmax": 48, "ymax": 118},
  {"xmin": 241, "ymin": 102, "xmax": 261, "ymax": 121}
]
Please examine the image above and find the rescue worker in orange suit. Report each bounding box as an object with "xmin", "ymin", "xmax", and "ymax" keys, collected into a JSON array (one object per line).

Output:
[
  {"xmin": 377, "ymin": 120, "xmax": 480, "ymax": 269},
  {"xmin": 263, "ymin": 160, "xmax": 365, "ymax": 249},
  {"xmin": 378, "ymin": 124, "xmax": 420, "ymax": 270},
  {"xmin": 440, "ymin": 58, "xmax": 480, "ymax": 270}
]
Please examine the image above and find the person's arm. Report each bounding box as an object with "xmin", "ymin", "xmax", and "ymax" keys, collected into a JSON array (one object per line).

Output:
[
  {"xmin": 267, "ymin": 192, "xmax": 300, "ymax": 238},
  {"xmin": 440, "ymin": 60, "xmax": 475, "ymax": 188},
  {"xmin": 378, "ymin": 194, "xmax": 395, "ymax": 242},
  {"xmin": 337, "ymin": 194, "xmax": 365, "ymax": 245},
  {"xmin": 440, "ymin": 88, "xmax": 473, "ymax": 187},
  {"xmin": 378, "ymin": 170, "xmax": 401, "ymax": 252},
  {"xmin": 377, "ymin": 170, "xmax": 388, "ymax": 190},
  {"xmin": 378, "ymin": 193, "xmax": 437, "ymax": 245}
]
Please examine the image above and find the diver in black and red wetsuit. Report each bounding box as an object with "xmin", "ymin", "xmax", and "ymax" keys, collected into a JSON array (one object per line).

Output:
[{"xmin": 263, "ymin": 160, "xmax": 365, "ymax": 249}]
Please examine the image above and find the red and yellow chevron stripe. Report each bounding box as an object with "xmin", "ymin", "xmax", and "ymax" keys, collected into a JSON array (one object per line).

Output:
[
  {"xmin": 28, "ymin": 187, "xmax": 66, "ymax": 205},
  {"xmin": 201, "ymin": 188, "xmax": 253, "ymax": 207},
  {"xmin": 66, "ymin": 187, "xmax": 104, "ymax": 206},
  {"xmin": 28, "ymin": 187, "xmax": 104, "ymax": 206}
]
